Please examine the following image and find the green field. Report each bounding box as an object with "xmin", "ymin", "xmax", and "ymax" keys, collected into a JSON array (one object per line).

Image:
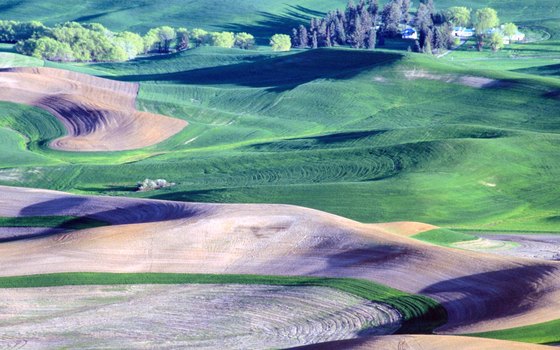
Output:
[
  {"xmin": 413, "ymin": 228, "xmax": 478, "ymax": 247},
  {"xmin": 0, "ymin": 216, "xmax": 109, "ymax": 230},
  {"xmin": 469, "ymin": 318, "xmax": 560, "ymax": 345},
  {"xmin": 0, "ymin": 272, "xmax": 446, "ymax": 334},
  {"xmin": 0, "ymin": 4, "xmax": 559, "ymax": 227}
]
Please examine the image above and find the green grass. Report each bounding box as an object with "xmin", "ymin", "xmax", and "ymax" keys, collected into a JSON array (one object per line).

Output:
[
  {"xmin": 413, "ymin": 229, "xmax": 478, "ymax": 247},
  {"xmin": 468, "ymin": 318, "xmax": 560, "ymax": 345},
  {"xmin": 0, "ymin": 272, "xmax": 447, "ymax": 334},
  {"xmin": 2, "ymin": 48, "xmax": 560, "ymax": 230},
  {"xmin": 0, "ymin": 51, "xmax": 44, "ymax": 67},
  {"xmin": 0, "ymin": 216, "xmax": 109, "ymax": 230}
]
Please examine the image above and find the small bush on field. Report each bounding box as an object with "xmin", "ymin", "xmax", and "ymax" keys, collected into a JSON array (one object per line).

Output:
[{"xmin": 137, "ymin": 178, "xmax": 175, "ymax": 192}]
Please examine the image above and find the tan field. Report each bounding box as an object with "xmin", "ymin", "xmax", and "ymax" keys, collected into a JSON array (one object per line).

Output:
[
  {"xmin": 0, "ymin": 67, "xmax": 187, "ymax": 151},
  {"xmin": 1, "ymin": 185, "xmax": 559, "ymax": 337},
  {"xmin": 0, "ymin": 284, "xmax": 401, "ymax": 349},
  {"xmin": 294, "ymin": 335, "xmax": 555, "ymax": 349}
]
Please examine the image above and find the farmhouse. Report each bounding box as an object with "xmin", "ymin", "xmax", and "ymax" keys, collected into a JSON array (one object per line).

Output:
[
  {"xmin": 452, "ymin": 27, "xmax": 475, "ymax": 38},
  {"xmin": 488, "ymin": 27, "xmax": 526, "ymax": 44},
  {"xmin": 402, "ymin": 28, "xmax": 418, "ymax": 40}
]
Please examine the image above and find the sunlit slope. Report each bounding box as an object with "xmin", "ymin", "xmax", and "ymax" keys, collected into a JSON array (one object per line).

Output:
[
  {"xmin": 1, "ymin": 185, "xmax": 560, "ymax": 334},
  {"xmin": 2, "ymin": 48, "xmax": 554, "ymax": 230},
  {"xmin": 1, "ymin": 0, "xmax": 559, "ymax": 39}
]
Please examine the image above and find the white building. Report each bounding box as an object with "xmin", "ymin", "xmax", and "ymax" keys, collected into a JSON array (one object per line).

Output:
[
  {"xmin": 452, "ymin": 27, "xmax": 475, "ymax": 38},
  {"xmin": 402, "ymin": 28, "xmax": 418, "ymax": 40}
]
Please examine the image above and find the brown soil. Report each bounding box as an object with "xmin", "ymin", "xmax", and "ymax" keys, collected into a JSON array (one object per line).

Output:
[
  {"xmin": 294, "ymin": 335, "xmax": 554, "ymax": 349},
  {"xmin": 0, "ymin": 67, "xmax": 187, "ymax": 151},
  {"xmin": 1, "ymin": 185, "xmax": 559, "ymax": 335},
  {"xmin": 0, "ymin": 284, "xmax": 401, "ymax": 349}
]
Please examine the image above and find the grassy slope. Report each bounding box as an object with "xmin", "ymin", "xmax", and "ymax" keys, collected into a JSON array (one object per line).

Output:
[
  {"xmin": 468, "ymin": 318, "xmax": 560, "ymax": 345},
  {"xmin": 0, "ymin": 216, "xmax": 109, "ymax": 230},
  {"xmin": 413, "ymin": 229, "xmax": 478, "ymax": 247},
  {"xmin": 1, "ymin": 0, "xmax": 560, "ymax": 231},
  {"xmin": 0, "ymin": 272, "xmax": 446, "ymax": 334},
  {"xmin": 2, "ymin": 46, "xmax": 560, "ymax": 230}
]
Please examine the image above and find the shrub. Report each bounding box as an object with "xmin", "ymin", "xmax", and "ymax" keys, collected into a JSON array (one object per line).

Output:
[
  {"xmin": 137, "ymin": 179, "xmax": 175, "ymax": 192},
  {"xmin": 270, "ymin": 34, "xmax": 291, "ymax": 51}
]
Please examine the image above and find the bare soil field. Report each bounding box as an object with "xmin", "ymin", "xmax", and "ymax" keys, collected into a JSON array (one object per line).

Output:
[
  {"xmin": 0, "ymin": 185, "xmax": 559, "ymax": 335},
  {"xmin": 403, "ymin": 69, "xmax": 502, "ymax": 88},
  {"xmin": 456, "ymin": 234, "xmax": 560, "ymax": 261},
  {"xmin": 0, "ymin": 67, "xmax": 187, "ymax": 151},
  {"xmin": 0, "ymin": 284, "xmax": 400, "ymax": 349},
  {"xmin": 295, "ymin": 334, "xmax": 555, "ymax": 349}
]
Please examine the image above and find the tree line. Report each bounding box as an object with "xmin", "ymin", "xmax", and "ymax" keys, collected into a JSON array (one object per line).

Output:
[
  {"xmin": 0, "ymin": 20, "xmax": 256, "ymax": 62},
  {"xmin": 288, "ymin": 0, "xmax": 517, "ymax": 53}
]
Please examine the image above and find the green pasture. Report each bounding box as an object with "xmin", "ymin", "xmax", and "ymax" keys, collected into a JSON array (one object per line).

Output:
[
  {"xmin": 0, "ymin": 216, "xmax": 109, "ymax": 230},
  {"xmin": 469, "ymin": 318, "xmax": 560, "ymax": 345},
  {"xmin": 0, "ymin": 46, "xmax": 559, "ymax": 230}
]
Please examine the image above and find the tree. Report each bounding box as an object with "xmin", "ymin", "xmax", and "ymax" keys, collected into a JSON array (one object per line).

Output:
[
  {"xmin": 474, "ymin": 8, "xmax": 499, "ymax": 51},
  {"xmin": 365, "ymin": 27, "xmax": 376, "ymax": 49},
  {"xmin": 423, "ymin": 29, "xmax": 433, "ymax": 54},
  {"xmin": 210, "ymin": 32, "xmax": 235, "ymax": 48},
  {"xmin": 16, "ymin": 37, "xmax": 74, "ymax": 61},
  {"xmin": 116, "ymin": 31, "xmax": 145, "ymax": 59},
  {"xmin": 401, "ymin": 0, "xmax": 411, "ymax": 24},
  {"xmin": 502, "ymin": 22, "xmax": 518, "ymax": 40},
  {"xmin": 445, "ymin": 7, "xmax": 471, "ymax": 27},
  {"xmin": 381, "ymin": 0, "xmax": 403, "ymax": 37},
  {"xmin": 488, "ymin": 32, "xmax": 504, "ymax": 51},
  {"xmin": 291, "ymin": 27, "xmax": 300, "ymax": 48},
  {"xmin": 145, "ymin": 26, "xmax": 176, "ymax": 52},
  {"xmin": 234, "ymin": 32, "xmax": 255, "ymax": 49},
  {"xmin": 415, "ymin": 3, "xmax": 434, "ymax": 32},
  {"xmin": 270, "ymin": 34, "xmax": 291, "ymax": 51},
  {"xmin": 175, "ymin": 27, "xmax": 190, "ymax": 51},
  {"xmin": 311, "ymin": 31, "xmax": 318, "ymax": 48},
  {"xmin": 297, "ymin": 25, "xmax": 308, "ymax": 48},
  {"xmin": 412, "ymin": 39, "xmax": 421, "ymax": 52},
  {"xmin": 190, "ymin": 28, "xmax": 209, "ymax": 47}
]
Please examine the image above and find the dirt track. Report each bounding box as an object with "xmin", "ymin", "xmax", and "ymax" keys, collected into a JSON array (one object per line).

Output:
[
  {"xmin": 0, "ymin": 67, "xmax": 187, "ymax": 151},
  {"xmin": 0, "ymin": 185, "xmax": 559, "ymax": 335}
]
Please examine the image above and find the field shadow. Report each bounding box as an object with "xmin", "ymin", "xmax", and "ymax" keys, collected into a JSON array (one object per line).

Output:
[
  {"xmin": 220, "ymin": 6, "xmax": 327, "ymax": 44},
  {"xmin": 515, "ymin": 63, "xmax": 560, "ymax": 77},
  {"xmin": 419, "ymin": 265, "xmax": 558, "ymax": 328},
  {"xmin": 250, "ymin": 130, "xmax": 388, "ymax": 151},
  {"xmin": 112, "ymin": 49, "xmax": 403, "ymax": 92},
  {"xmin": 19, "ymin": 196, "xmax": 204, "ymax": 224},
  {"xmin": 323, "ymin": 245, "xmax": 417, "ymax": 270}
]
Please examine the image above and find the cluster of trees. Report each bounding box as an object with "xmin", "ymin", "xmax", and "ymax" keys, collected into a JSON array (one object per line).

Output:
[
  {"xmin": 288, "ymin": 0, "xmax": 453, "ymax": 53},
  {"xmin": 447, "ymin": 6, "xmax": 518, "ymax": 51},
  {"xmin": 412, "ymin": 0, "xmax": 455, "ymax": 53},
  {"xmin": 290, "ymin": 0, "xmax": 381, "ymax": 50},
  {"xmin": 0, "ymin": 20, "xmax": 256, "ymax": 62},
  {"xmin": 287, "ymin": 0, "xmax": 516, "ymax": 54}
]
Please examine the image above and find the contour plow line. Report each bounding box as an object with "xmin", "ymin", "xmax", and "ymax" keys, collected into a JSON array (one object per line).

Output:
[
  {"xmin": 0, "ymin": 185, "xmax": 559, "ymax": 336},
  {"xmin": 0, "ymin": 67, "xmax": 187, "ymax": 151}
]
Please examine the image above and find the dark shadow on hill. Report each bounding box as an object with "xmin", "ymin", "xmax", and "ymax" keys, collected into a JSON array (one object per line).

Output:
[
  {"xmin": 515, "ymin": 63, "xmax": 560, "ymax": 77},
  {"xmin": 71, "ymin": 3, "xmax": 145, "ymax": 23},
  {"xmin": 250, "ymin": 130, "xmax": 388, "ymax": 151},
  {"xmin": 220, "ymin": 6, "xmax": 327, "ymax": 45},
  {"xmin": 9, "ymin": 195, "xmax": 209, "ymax": 242},
  {"xmin": 111, "ymin": 49, "xmax": 403, "ymax": 92},
  {"xmin": 419, "ymin": 265, "xmax": 559, "ymax": 329},
  {"xmin": 0, "ymin": 0, "xmax": 23, "ymax": 13}
]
